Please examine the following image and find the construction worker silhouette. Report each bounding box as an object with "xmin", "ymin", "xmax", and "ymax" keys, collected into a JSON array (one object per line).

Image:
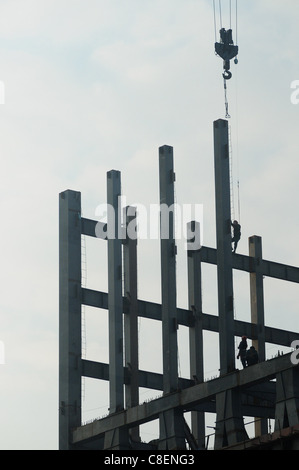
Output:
[
  {"xmin": 237, "ymin": 335, "xmax": 247, "ymax": 368},
  {"xmin": 246, "ymin": 346, "xmax": 259, "ymax": 366},
  {"xmin": 231, "ymin": 220, "xmax": 241, "ymax": 253}
]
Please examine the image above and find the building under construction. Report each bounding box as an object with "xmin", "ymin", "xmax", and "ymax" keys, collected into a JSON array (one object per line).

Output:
[{"xmin": 59, "ymin": 118, "xmax": 299, "ymax": 450}]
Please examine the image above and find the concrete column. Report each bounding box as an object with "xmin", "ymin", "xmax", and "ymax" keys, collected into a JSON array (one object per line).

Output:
[
  {"xmin": 215, "ymin": 389, "xmax": 248, "ymax": 449},
  {"xmin": 159, "ymin": 145, "xmax": 179, "ymax": 393},
  {"xmin": 59, "ymin": 190, "xmax": 82, "ymax": 450},
  {"xmin": 275, "ymin": 368, "xmax": 299, "ymax": 431},
  {"xmin": 213, "ymin": 119, "xmax": 235, "ymax": 375},
  {"xmin": 107, "ymin": 170, "xmax": 124, "ymax": 413},
  {"xmin": 158, "ymin": 145, "xmax": 185, "ymax": 450},
  {"xmin": 249, "ymin": 236, "xmax": 265, "ymax": 361},
  {"xmin": 214, "ymin": 119, "xmax": 246, "ymax": 448},
  {"xmin": 187, "ymin": 221, "xmax": 205, "ymax": 449},
  {"xmin": 104, "ymin": 170, "xmax": 130, "ymax": 450},
  {"xmin": 249, "ymin": 235, "xmax": 267, "ymax": 437},
  {"xmin": 123, "ymin": 205, "xmax": 140, "ymax": 442}
]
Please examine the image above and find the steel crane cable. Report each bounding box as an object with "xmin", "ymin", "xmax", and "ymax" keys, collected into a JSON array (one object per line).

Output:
[
  {"xmin": 213, "ymin": 0, "xmax": 236, "ymax": 38},
  {"xmin": 219, "ymin": 0, "xmax": 223, "ymax": 29},
  {"xmin": 213, "ymin": 1, "xmax": 242, "ymax": 224},
  {"xmin": 213, "ymin": 0, "xmax": 239, "ymax": 118}
]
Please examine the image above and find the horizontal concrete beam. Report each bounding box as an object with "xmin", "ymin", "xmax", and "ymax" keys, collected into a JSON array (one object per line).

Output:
[
  {"xmin": 80, "ymin": 218, "xmax": 299, "ymax": 283},
  {"xmin": 73, "ymin": 353, "xmax": 297, "ymax": 444},
  {"xmin": 81, "ymin": 217, "xmax": 107, "ymax": 240},
  {"xmin": 82, "ymin": 359, "xmax": 192, "ymax": 390},
  {"xmin": 82, "ymin": 359, "xmax": 276, "ymax": 419},
  {"xmin": 200, "ymin": 246, "xmax": 299, "ymax": 283},
  {"xmin": 222, "ymin": 423, "xmax": 299, "ymax": 450},
  {"xmin": 82, "ymin": 288, "xmax": 299, "ymax": 347}
]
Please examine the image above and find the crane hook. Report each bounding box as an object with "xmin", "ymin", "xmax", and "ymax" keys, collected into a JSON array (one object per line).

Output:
[
  {"xmin": 223, "ymin": 70, "xmax": 232, "ymax": 80},
  {"xmin": 215, "ymin": 28, "xmax": 238, "ymax": 80}
]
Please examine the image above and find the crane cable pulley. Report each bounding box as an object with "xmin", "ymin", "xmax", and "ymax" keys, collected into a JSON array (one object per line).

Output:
[
  {"xmin": 213, "ymin": 0, "xmax": 239, "ymax": 118},
  {"xmin": 213, "ymin": 1, "xmax": 241, "ymax": 222}
]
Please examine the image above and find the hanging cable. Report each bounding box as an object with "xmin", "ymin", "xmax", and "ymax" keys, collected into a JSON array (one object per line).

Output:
[
  {"xmin": 228, "ymin": 123, "xmax": 234, "ymax": 219},
  {"xmin": 237, "ymin": 180, "xmax": 241, "ymax": 223},
  {"xmin": 213, "ymin": 0, "xmax": 217, "ymax": 42},
  {"xmin": 234, "ymin": 39, "xmax": 241, "ymax": 223},
  {"xmin": 223, "ymin": 76, "xmax": 230, "ymax": 118},
  {"xmin": 235, "ymin": 0, "xmax": 238, "ymax": 46},
  {"xmin": 218, "ymin": 0, "xmax": 223, "ymax": 29},
  {"xmin": 81, "ymin": 208, "xmax": 88, "ymax": 401}
]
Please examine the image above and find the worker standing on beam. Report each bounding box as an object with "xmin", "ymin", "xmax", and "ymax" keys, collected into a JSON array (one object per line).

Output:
[
  {"xmin": 246, "ymin": 346, "xmax": 259, "ymax": 366},
  {"xmin": 237, "ymin": 335, "xmax": 247, "ymax": 368}
]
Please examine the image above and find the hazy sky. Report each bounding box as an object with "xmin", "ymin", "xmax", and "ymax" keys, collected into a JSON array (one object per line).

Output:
[{"xmin": 1, "ymin": 0, "xmax": 299, "ymax": 449}]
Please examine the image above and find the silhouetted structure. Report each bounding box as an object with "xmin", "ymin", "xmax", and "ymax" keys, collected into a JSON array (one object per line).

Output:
[{"xmin": 59, "ymin": 119, "xmax": 299, "ymax": 450}]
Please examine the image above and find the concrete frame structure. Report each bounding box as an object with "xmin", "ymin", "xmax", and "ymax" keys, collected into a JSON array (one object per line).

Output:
[{"xmin": 59, "ymin": 119, "xmax": 299, "ymax": 450}]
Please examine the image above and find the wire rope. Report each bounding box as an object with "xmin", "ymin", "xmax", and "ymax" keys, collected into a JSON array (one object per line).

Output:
[
  {"xmin": 213, "ymin": 0, "xmax": 217, "ymax": 42},
  {"xmin": 235, "ymin": 0, "xmax": 238, "ymax": 45},
  {"xmin": 218, "ymin": 0, "xmax": 222, "ymax": 28}
]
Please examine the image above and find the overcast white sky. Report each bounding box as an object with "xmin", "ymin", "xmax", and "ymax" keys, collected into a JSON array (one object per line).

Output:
[{"xmin": 0, "ymin": 0, "xmax": 299, "ymax": 449}]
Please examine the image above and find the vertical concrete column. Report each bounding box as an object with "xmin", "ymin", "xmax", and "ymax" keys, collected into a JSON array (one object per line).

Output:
[
  {"xmin": 275, "ymin": 368, "xmax": 299, "ymax": 432},
  {"xmin": 249, "ymin": 235, "xmax": 267, "ymax": 437},
  {"xmin": 159, "ymin": 145, "xmax": 178, "ymax": 393},
  {"xmin": 123, "ymin": 205, "xmax": 140, "ymax": 442},
  {"xmin": 104, "ymin": 170, "xmax": 129, "ymax": 450},
  {"xmin": 214, "ymin": 119, "xmax": 247, "ymax": 448},
  {"xmin": 59, "ymin": 190, "xmax": 82, "ymax": 450},
  {"xmin": 158, "ymin": 145, "xmax": 185, "ymax": 450},
  {"xmin": 187, "ymin": 221, "xmax": 205, "ymax": 449},
  {"xmin": 214, "ymin": 389, "xmax": 248, "ymax": 449},
  {"xmin": 213, "ymin": 119, "xmax": 235, "ymax": 375},
  {"xmin": 249, "ymin": 236, "xmax": 265, "ymax": 361},
  {"xmin": 107, "ymin": 170, "xmax": 124, "ymax": 414}
]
